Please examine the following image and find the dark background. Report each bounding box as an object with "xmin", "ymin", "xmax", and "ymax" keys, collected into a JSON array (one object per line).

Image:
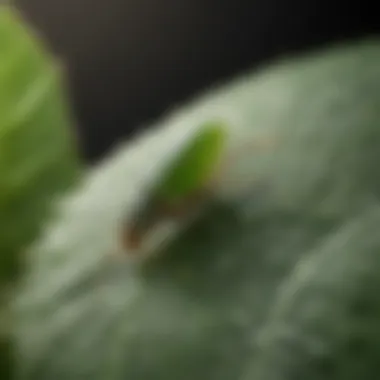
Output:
[{"xmin": 17, "ymin": 0, "xmax": 378, "ymax": 163}]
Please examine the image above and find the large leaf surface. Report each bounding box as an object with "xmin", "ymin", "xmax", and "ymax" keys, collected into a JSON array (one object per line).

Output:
[{"xmin": 14, "ymin": 39, "xmax": 380, "ymax": 379}]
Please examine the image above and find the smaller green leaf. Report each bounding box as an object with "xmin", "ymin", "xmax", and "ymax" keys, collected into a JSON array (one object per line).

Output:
[{"xmin": 0, "ymin": 6, "xmax": 82, "ymax": 284}]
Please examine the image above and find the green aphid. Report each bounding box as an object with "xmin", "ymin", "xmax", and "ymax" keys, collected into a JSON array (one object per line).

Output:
[
  {"xmin": 122, "ymin": 120, "xmax": 273, "ymax": 252},
  {"xmin": 123, "ymin": 120, "xmax": 227, "ymax": 250}
]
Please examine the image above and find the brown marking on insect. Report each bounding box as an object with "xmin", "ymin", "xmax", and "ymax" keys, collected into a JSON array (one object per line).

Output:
[
  {"xmin": 119, "ymin": 188, "xmax": 209, "ymax": 253},
  {"xmin": 122, "ymin": 225, "xmax": 144, "ymax": 252}
]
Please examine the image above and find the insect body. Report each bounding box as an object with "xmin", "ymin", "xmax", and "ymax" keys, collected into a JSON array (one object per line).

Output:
[
  {"xmin": 121, "ymin": 120, "xmax": 275, "ymax": 253},
  {"xmin": 123, "ymin": 120, "xmax": 228, "ymax": 251}
]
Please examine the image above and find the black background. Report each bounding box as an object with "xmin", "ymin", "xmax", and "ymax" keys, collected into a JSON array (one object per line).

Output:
[{"xmin": 17, "ymin": 0, "xmax": 378, "ymax": 163}]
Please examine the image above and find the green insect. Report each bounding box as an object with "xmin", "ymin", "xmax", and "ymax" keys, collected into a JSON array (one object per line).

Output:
[{"xmin": 122, "ymin": 120, "xmax": 273, "ymax": 252}]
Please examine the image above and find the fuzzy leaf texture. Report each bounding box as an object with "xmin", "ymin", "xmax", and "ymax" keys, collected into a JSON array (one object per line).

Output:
[{"xmin": 14, "ymin": 38, "xmax": 380, "ymax": 380}]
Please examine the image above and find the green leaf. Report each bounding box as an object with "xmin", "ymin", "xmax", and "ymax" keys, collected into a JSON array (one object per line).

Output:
[
  {"xmin": 0, "ymin": 8, "xmax": 81, "ymax": 377},
  {"xmin": 0, "ymin": 6, "xmax": 82, "ymax": 285},
  {"xmin": 245, "ymin": 206, "xmax": 380, "ymax": 380},
  {"xmin": 14, "ymin": 38, "xmax": 380, "ymax": 380}
]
